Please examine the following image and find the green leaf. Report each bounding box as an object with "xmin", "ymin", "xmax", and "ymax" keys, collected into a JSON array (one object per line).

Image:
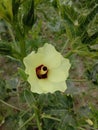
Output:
[
  {"xmin": 18, "ymin": 118, "xmax": 27, "ymax": 130},
  {"xmin": 24, "ymin": 89, "xmax": 36, "ymax": 107},
  {"xmin": 22, "ymin": 0, "xmax": 35, "ymax": 28},
  {"xmin": 65, "ymin": 125, "xmax": 75, "ymax": 130},
  {"xmin": 61, "ymin": 5, "xmax": 78, "ymax": 24},
  {"xmin": 18, "ymin": 68, "xmax": 28, "ymax": 81},
  {"xmin": 60, "ymin": 5, "xmax": 78, "ymax": 40},
  {"xmin": 0, "ymin": 79, "xmax": 8, "ymax": 100},
  {"xmin": 87, "ymin": 63, "xmax": 98, "ymax": 85},
  {"xmin": 73, "ymin": 46, "xmax": 98, "ymax": 59},
  {"xmin": 38, "ymin": 92, "xmax": 75, "ymax": 130},
  {"xmin": 80, "ymin": 4, "xmax": 98, "ymax": 32},
  {"xmin": 12, "ymin": 0, "xmax": 20, "ymax": 17},
  {"xmin": 64, "ymin": 21, "xmax": 76, "ymax": 40},
  {"xmin": 90, "ymin": 106, "xmax": 98, "ymax": 129},
  {"xmin": 0, "ymin": 41, "xmax": 12, "ymax": 56}
]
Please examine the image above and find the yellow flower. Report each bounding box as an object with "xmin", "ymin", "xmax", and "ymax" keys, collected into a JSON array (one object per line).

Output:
[{"xmin": 23, "ymin": 43, "xmax": 71, "ymax": 94}]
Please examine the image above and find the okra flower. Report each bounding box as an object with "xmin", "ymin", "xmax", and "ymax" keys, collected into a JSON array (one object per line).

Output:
[{"xmin": 23, "ymin": 43, "xmax": 71, "ymax": 94}]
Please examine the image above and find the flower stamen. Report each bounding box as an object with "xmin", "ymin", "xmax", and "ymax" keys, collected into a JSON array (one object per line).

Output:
[{"xmin": 36, "ymin": 65, "xmax": 48, "ymax": 79}]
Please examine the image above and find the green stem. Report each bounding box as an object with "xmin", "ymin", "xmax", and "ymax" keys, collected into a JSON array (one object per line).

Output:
[
  {"xmin": 20, "ymin": 107, "xmax": 32, "ymax": 118},
  {"xmin": 19, "ymin": 38, "xmax": 26, "ymax": 60},
  {"xmin": 33, "ymin": 106, "xmax": 42, "ymax": 130},
  {"xmin": 65, "ymin": 50, "xmax": 73, "ymax": 58},
  {"xmin": 77, "ymin": 127, "xmax": 85, "ymax": 130},
  {"xmin": 0, "ymin": 99, "xmax": 22, "ymax": 111},
  {"xmin": 7, "ymin": 22, "xmax": 16, "ymax": 42},
  {"xmin": 18, "ymin": 114, "xmax": 35, "ymax": 130},
  {"xmin": 6, "ymin": 22, "xmax": 26, "ymax": 61},
  {"xmin": 13, "ymin": 22, "xmax": 26, "ymax": 61},
  {"xmin": 61, "ymin": 39, "xmax": 69, "ymax": 54},
  {"xmin": 41, "ymin": 114, "xmax": 60, "ymax": 122},
  {"xmin": 24, "ymin": 90, "xmax": 42, "ymax": 130},
  {"xmin": 19, "ymin": 106, "xmax": 42, "ymax": 130}
]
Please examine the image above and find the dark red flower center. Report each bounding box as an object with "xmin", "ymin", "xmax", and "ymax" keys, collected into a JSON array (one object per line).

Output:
[{"xmin": 36, "ymin": 64, "xmax": 48, "ymax": 79}]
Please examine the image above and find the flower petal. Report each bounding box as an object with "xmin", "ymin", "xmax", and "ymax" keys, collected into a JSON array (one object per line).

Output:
[
  {"xmin": 48, "ymin": 68, "xmax": 66, "ymax": 82},
  {"xmin": 38, "ymin": 43, "xmax": 62, "ymax": 68},
  {"xmin": 29, "ymin": 79, "xmax": 42, "ymax": 93},
  {"xmin": 23, "ymin": 52, "xmax": 44, "ymax": 74},
  {"xmin": 60, "ymin": 58, "xmax": 71, "ymax": 79},
  {"xmin": 27, "ymin": 72, "xmax": 43, "ymax": 93},
  {"xmin": 53, "ymin": 81, "xmax": 67, "ymax": 92},
  {"xmin": 48, "ymin": 58, "xmax": 71, "ymax": 82},
  {"xmin": 38, "ymin": 79, "xmax": 67, "ymax": 93}
]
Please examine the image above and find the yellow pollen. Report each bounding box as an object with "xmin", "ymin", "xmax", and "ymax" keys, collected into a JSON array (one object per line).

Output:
[{"xmin": 40, "ymin": 66, "xmax": 47, "ymax": 75}]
